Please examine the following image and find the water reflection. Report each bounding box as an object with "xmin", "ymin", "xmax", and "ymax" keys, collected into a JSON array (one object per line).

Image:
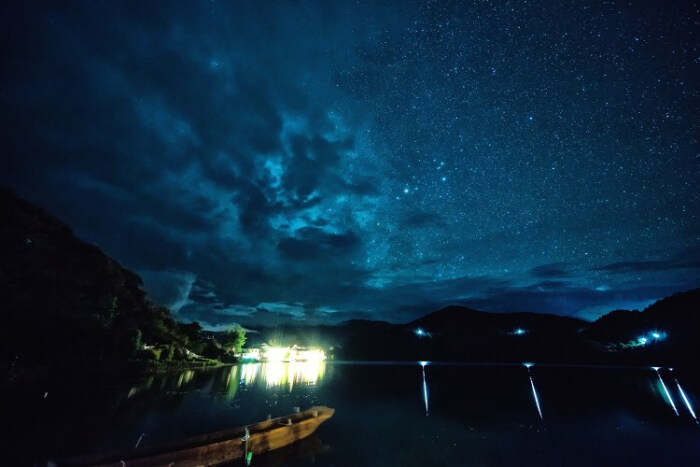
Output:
[
  {"xmin": 670, "ymin": 370, "xmax": 698, "ymax": 425},
  {"xmin": 177, "ymin": 370, "xmax": 195, "ymax": 388},
  {"xmin": 241, "ymin": 362, "xmax": 261, "ymax": 386},
  {"xmin": 652, "ymin": 367, "xmax": 679, "ymax": 416},
  {"xmin": 241, "ymin": 361, "xmax": 326, "ymax": 391},
  {"xmin": 8, "ymin": 362, "xmax": 700, "ymax": 466},
  {"xmin": 524, "ymin": 363, "xmax": 543, "ymax": 420},
  {"xmin": 225, "ymin": 366, "xmax": 241, "ymax": 400},
  {"xmin": 676, "ymin": 381, "xmax": 698, "ymax": 424},
  {"xmin": 419, "ymin": 361, "xmax": 429, "ymax": 416}
]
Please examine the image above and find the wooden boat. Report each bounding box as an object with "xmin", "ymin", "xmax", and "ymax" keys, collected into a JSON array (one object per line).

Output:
[{"xmin": 56, "ymin": 406, "xmax": 334, "ymax": 466}]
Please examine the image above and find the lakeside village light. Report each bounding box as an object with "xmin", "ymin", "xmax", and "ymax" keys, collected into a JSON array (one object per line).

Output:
[
  {"xmin": 637, "ymin": 330, "xmax": 666, "ymax": 345},
  {"xmin": 243, "ymin": 346, "xmax": 327, "ymax": 363},
  {"xmin": 414, "ymin": 328, "xmax": 430, "ymax": 337}
]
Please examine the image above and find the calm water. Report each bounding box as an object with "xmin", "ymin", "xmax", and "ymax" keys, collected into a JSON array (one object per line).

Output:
[{"xmin": 4, "ymin": 362, "xmax": 699, "ymax": 466}]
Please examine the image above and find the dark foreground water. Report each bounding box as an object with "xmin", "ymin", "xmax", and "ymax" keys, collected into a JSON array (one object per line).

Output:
[{"xmin": 3, "ymin": 362, "xmax": 699, "ymax": 466}]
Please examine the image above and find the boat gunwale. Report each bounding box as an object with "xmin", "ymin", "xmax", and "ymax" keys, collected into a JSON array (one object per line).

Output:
[{"xmin": 57, "ymin": 405, "xmax": 334, "ymax": 466}]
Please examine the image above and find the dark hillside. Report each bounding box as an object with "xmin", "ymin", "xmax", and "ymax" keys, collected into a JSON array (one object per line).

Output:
[
  {"xmin": 0, "ymin": 188, "xmax": 198, "ymax": 373},
  {"xmin": 582, "ymin": 288, "xmax": 700, "ymax": 364}
]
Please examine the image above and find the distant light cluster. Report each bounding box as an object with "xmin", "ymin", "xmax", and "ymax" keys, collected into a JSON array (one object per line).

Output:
[{"xmin": 637, "ymin": 330, "xmax": 666, "ymax": 345}]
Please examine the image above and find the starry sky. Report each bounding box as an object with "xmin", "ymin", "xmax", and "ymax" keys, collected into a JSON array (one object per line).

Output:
[{"xmin": 1, "ymin": 1, "xmax": 698, "ymax": 327}]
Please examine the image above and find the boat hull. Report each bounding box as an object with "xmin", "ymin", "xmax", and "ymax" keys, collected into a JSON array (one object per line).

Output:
[{"xmin": 58, "ymin": 406, "xmax": 334, "ymax": 466}]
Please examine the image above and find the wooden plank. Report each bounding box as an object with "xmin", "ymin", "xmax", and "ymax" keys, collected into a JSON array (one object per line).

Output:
[{"xmin": 58, "ymin": 406, "xmax": 334, "ymax": 467}]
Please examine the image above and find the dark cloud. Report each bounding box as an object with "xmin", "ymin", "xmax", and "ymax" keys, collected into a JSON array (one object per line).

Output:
[
  {"xmin": 528, "ymin": 280, "xmax": 572, "ymax": 291},
  {"xmin": 592, "ymin": 259, "xmax": 700, "ymax": 274},
  {"xmin": 285, "ymin": 134, "xmax": 346, "ymax": 197},
  {"xmin": 342, "ymin": 179, "xmax": 381, "ymax": 196},
  {"xmin": 530, "ymin": 262, "xmax": 571, "ymax": 279},
  {"xmin": 1, "ymin": 1, "xmax": 697, "ymax": 327},
  {"xmin": 140, "ymin": 270, "xmax": 196, "ymax": 314},
  {"xmin": 278, "ymin": 228, "xmax": 361, "ymax": 261}
]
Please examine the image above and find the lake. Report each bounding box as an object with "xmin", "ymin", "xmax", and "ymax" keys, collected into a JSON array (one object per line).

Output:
[{"xmin": 4, "ymin": 361, "xmax": 699, "ymax": 466}]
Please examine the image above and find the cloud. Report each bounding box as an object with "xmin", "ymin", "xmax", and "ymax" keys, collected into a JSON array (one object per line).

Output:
[
  {"xmin": 592, "ymin": 259, "xmax": 700, "ymax": 274},
  {"xmin": 342, "ymin": 179, "xmax": 381, "ymax": 196},
  {"xmin": 1, "ymin": 2, "xmax": 697, "ymax": 328},
  {"xmin": 0, "ymin": 2, "xmax": 390, "ymax": 325},
  {"xmin": 182, "ymin": 298, "xmax": 373, "ymax": 328},
  {"xmin": 530, "ymin": 262, "xmax": 571, "ymax": 279},
  {"xmin": 139, "ymin": 270, "xmax": 196, "ymax": 313},
  {"xmin": 278, "ymin": 228, "xmax": 361, "ymax": 261}
]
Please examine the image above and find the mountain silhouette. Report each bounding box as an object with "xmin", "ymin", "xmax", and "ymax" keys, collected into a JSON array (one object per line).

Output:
[{"xmin": 0, "ymin": 188, "xmax": 195, "ymax": 375}]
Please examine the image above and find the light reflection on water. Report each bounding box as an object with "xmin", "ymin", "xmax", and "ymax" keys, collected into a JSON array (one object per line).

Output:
[
  {"xmin": 528, "ymin": 372, "xmax": 544, "ymax": 420},
  {"xmin": 6, "ymin": 362, "xmax": 700, "ymax": 466},
  {"xmin": 653, "ymin": 367, "xmax": 679, "ymax": 416},
  {"xmin": 241, "ymin": 361, "xmax": 326, "ymax": 391},
  {"xmin": 523, "ymin": 363, "xmax": 543, "ymax": 420},
  {"xmin": 419, "ymin": 361, "xmax": 429, "ymax": 416},
  {"xmin": 670, "ymin": 370, "xmax": 699, "ymax": 425},
  {"xmin": 178, "ymin": 370, "xmax": 195, "ymax": 388}
]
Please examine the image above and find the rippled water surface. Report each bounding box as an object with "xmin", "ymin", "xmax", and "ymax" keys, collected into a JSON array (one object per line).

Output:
[{"xmin": 5, "ymin": 362, "xmax": 699, "ymax": 465}]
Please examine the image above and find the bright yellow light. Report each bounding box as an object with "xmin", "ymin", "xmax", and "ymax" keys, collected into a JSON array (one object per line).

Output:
[
  {"xmin": 297, "ymin": 349, "xmax": 327, "ymax": 361},
  {"xmin": 257, "ymin": 360, "xmax": 326, "ymax": 391},
  {"xmin": 265, "ymin": 347, "xmax": 289, "ymax": 362},
  {"xmin": 241, "ymin": 363, "xmax": 260, "ymax": 386},
  {"xmin": 265, "ymin": 361, "xmax": 288, "ymax": 388}
]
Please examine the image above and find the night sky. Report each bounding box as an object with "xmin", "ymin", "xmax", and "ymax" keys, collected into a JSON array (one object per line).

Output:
[{"xmin": 1, "ymin": 1, "xmax": 698, "ymax": 327}]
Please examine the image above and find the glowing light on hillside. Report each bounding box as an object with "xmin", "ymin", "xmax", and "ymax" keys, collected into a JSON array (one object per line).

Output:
[
  {"xmin": 638, "ymin": 331, "xmax": 665, "ymax": 345},
  {"xmin": 415, "ymin": 328, "xmax": 426, "ymax": 337},
  {"xmin": 650, "ymin": 330, "xmax": 666, "ymax": 341},
  {"xmin": 513, "ymin": 328, "xmax": 526, "ymax": 335}
]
